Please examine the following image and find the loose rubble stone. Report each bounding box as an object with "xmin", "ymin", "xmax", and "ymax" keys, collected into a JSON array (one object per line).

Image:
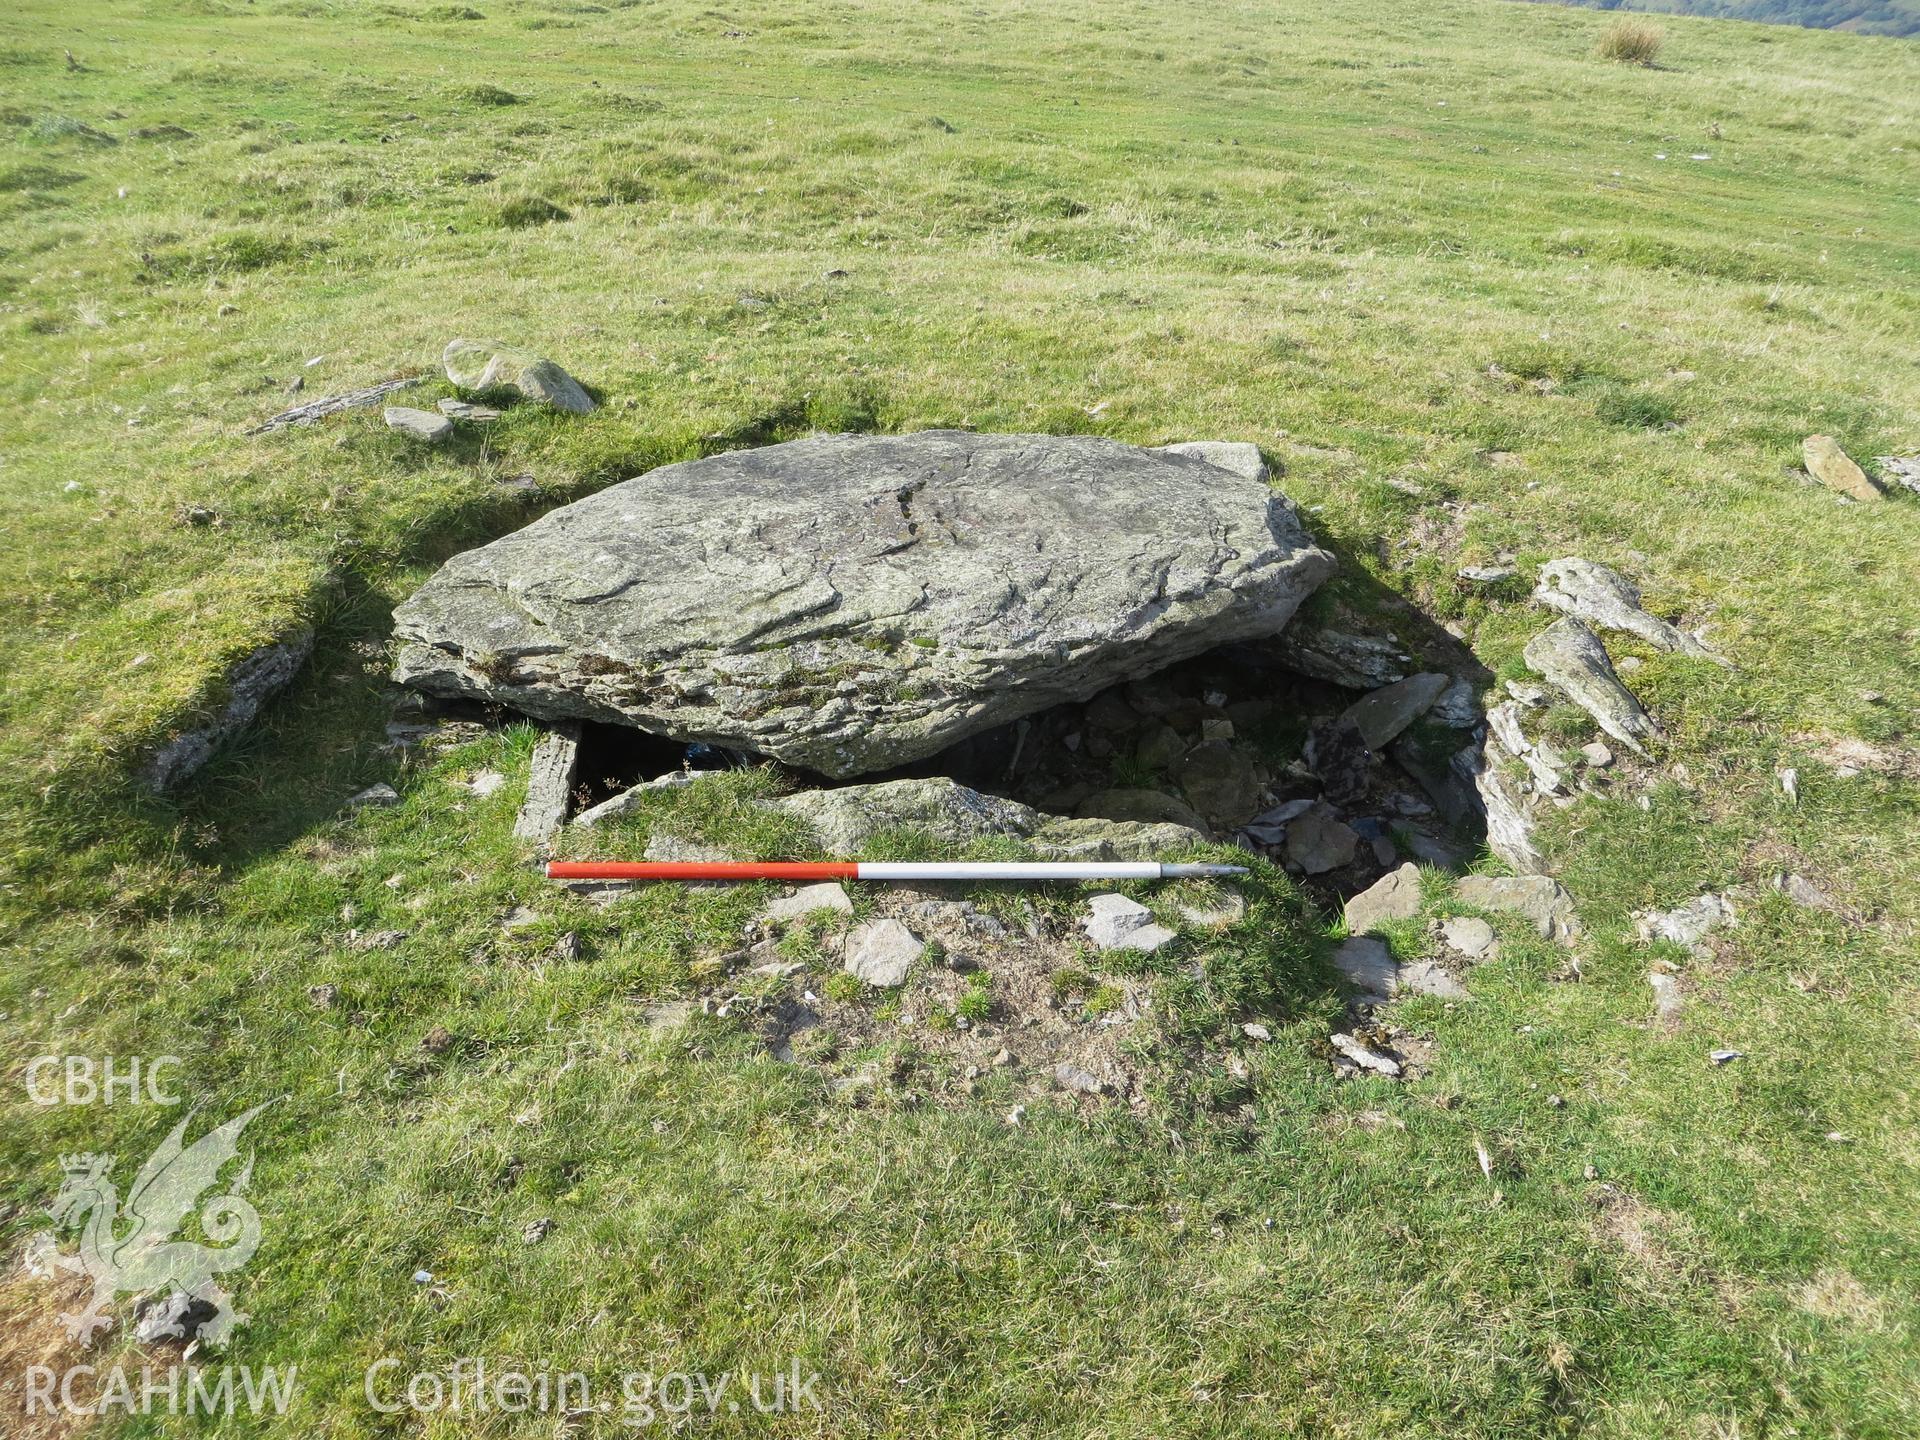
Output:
[
  {"xmin": 1580, "ymin": 741, "xmax": 1614, "ymax": 768},
  {"xmin": 1344, "ymin": 862, "xmax": 1423, "ymax": 934},
  {"xmin": 142, "ymin": 628, "xmax": 315, "ymax": 791},
  {"xmin": 1458, "ymin": 565, "xmax": 1517, "ymax": 584},
  {"xmin": 1874, "ymin": 455, "xmax": 1920, "ymax": 495},
  {"xmin": 134, "ymin": 1292, "xmax": 219, "ymax": 1345},
  {"xmin": 443, "ymin": 338, "xmax": 595, "ymax": 414},
  {"xmin": 1453, "ymin": 874, "xmax": 1581, "ymax": 943},
  {"xmin": 1331, "ymin": 936, "xmax": 1397, "ymax": 1004},
  {"xmin": 1244, "ymin": 796, "xmax": 1315, "ymax": 845},
  {"xmin": 1272, "ymin": 623, "xmax": 1412, "ymax": 689},
  {"xmin": 1487, "ymin": 701, "xmax": 1569, "ymax": 794},
  {"xmin": 1803, "ymin": 435, "xmax": 1882, "ymax": 502},
  {"xmin": 1775, "ymin": 872, "xmax": 1837, "ymax": 911},
  {"xmin": 393, "ymin": 432, "xmax": 1333, "ymax": 776},
  {"xmin": 1633, "ymin": 893, "xmax": 1736, "ymax": 955},
  {"xmin": 1534, "ymin": 557, "xmax": 1723, "ymax": 662},
  {"xmin": 1339, "ymin": 672, "xmax": 1450, "ymax": 750},
  {"xmin": 843, "ymin": 919, "xmax": 923, "ymax": 986},
  {"xmin": 1329, "ymin": 1032, "xmax": 1402, "ymax": 1077},
  {"xmin": 1523, "ymin": 618, "xmax": 1662, "ymax": 757},
  {"xmin": 1427, "ymin": 676, "xmax": 1483, "ymax": 729},
  {"xmin": 1456, "ymin": 744, "xmax": 1547, "ymax": 876},
  {"xmin": 1053, "ymin": 1062, "xmax": 1108, "ymax": 1096},
  {"xmin": 761, "ymin": 882, "xmax": 854, "ymax": 925},
  {"xmin": 1439, "ymin": 915, "xmax": 1497, "ymax": 959},
  {"xmin": 570, "ymin": 770, "xmax": 699, "ymax": 827},
  {"xmin": 1174, "ymin": 740, "xmax": 1263, "ymax": 827},
  {"xmin": 1397, "ymin": 960, "xmax": 1468, "ymax": 1000},
  {"xmin": 1080, "ymin": 893, "xmax": 1176, "ymax": 952},
  {"xmin": 438, "ymin": 398, "xmax": 501, "ymax": 421},
  {"xmin": 383, "ymin": 405, "xmax": 453, "ymax": 442},
  {"xmin": 1643, "ymin": 975, "xmax": 1689, "ymax": 1029},
  {"xmin": 349, "ymin": 782, "xmax": 400, "ymax": 809},
  {"xmin": 1285, "ymin": 804, "xmax": 1359, "ymax": 874}
]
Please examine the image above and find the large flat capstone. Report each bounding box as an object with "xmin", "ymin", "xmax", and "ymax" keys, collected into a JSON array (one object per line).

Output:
[{"xmin": 392, "ymin": 431, "xmax": 1334, "ymax": 776}]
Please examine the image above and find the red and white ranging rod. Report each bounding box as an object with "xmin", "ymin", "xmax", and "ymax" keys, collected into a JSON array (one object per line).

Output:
[{"xmin": 546, "ymin": 860, "xmax": 1247, "ymax": 883}]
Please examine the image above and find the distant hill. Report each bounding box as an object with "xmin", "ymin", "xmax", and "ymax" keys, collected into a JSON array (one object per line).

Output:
[{"xmin": 1542, "ymin": 0, "xmax": 1920, "ymax": 36}]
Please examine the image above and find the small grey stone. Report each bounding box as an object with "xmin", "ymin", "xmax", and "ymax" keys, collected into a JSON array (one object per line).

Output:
[
  {"xmin": 133, "ymin": 1291, "xmax": 219, "ymax": 1345},
  {"xmin": 570, "ymin": 770, "xmax": 700, "ymax": 827},
  {"xmin": 1506, "ymin": 680, "xmax": 1550, "ymax": 708},
  {"xmin": 1453, "ymin": 874, "xmax": 1581, "ymax": 944},
  {"xmin": 1343, "ymin": 862, "xmax": 1424, "ymax": 934},
  {"xmin": 1331, "ymin": 936, "xmax": 1396, "ymax": 1003},
  {"xmin": 142, "ymin": 630, "xmax": 315, "ymax": 792},
  {"xmin": 384, "ymin": 405, "xmax": 453, "ymax": 442},
  {"xmin": 1458, "ymin": 565, "xmax": 1517, "ymax": 584},
  {"xmin": 1709, "ymin": 1048, "xmax": 1743, "ymax": 1065},
  {"xmin": 521, "ymin": 1217, "xmax": 554, "ymax": 1245},
  {"xmin": 1285, "ymin": 804, "xmax": 1359, "ymax": 875},
  {"xmin": 1534, "ymin": 557, "xmax": 1723, "ymax": 662},
  {"xmin": 1241, "ymin": 1021, "xmax": 1272, "ymax": 1041},
  {"xmin": 1339, "ymin": 672, "xmax": 1451, "ymax": 750},
  {"xmin": 1803, "ymin": 435, "xmax": 1881, "ymax": 503},
  {"xmin": 1053, "ymin": 1062, "xmax": 1107, "ymax": 1096},
  {"xmin": 443, "ymin": 338, "xmax": 595, "ymax": 414},
  {"xmin": 1648, "ymin": 970, "xmax": 1685, "ymax": 1025},
  {"xmin": 843, "ymin": 919, "xmax": 923, "ymax": 987},
  {"xmin": 1580, "ymin": 741, "xmax": 1614, "ymax": 768},
  {"xmin": 761, "ymin": 882, "xmax": 854, "ymax": 925},
  {"xmin": 1397, "ymin": 959, "xmax": 1468, "ymax": 1000},
  {"xmin": 1079, "ymin": 893, "xmax": 1176, "ymax": 952},
  {"xmin": 349, "ymin": 782, "xmax": 400, "ymax": 809},
  {"xmin": 1774, "ymin": 872, "xmax": 1835, "ymax": 911},
  {"xmin": 1633, "ymin": 893, "xmax": 1735, "ymax": 955},
  {"xmin": 1524, "ymin": 619, "xmax": 1662, "ymax": 756},
  {"xmin": 1438, "ymin": 915, "xmax": 1497, "ymax": 959},
  {"xmin": 438, "ymin": 398, "xmax": 501, "ymax": 421},
  {"xmin": 1329, "ymin": 1032, "xmax": 1402, "ymax": 1077},
  {"xmin": 1426, "ymin": 676, "xmax": 1483, "ymax": 729}
]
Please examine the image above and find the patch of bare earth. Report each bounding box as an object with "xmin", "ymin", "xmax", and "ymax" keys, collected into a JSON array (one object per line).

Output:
[{"xmin": 0, "ymin": 1258, "xmax": 98, "ymax": 1440}]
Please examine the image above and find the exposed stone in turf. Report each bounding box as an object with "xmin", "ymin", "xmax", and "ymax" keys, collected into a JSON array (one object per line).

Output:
[
  {"xmin": 443, "ymin": 338, "xmax": 595, "ymax": 413},
  {"xmin": 141, "ymin": 628, "xmax": 314, "ymax": 791},
  {"xmin": 1079, "ymin": 893, "xmax": 1176, "ymax": 952},
  {"xmin": 761, "ymin": 882, "xmax": 854, "ymax": 925},
  {"xmin": 393, "ymin": 432, "xmax": 1333, "ymax": 776},
  {"xmin": 1803, "ymin": 434, "xmax": 1882, "ymax": 502},
  {"xmin": 1534, "ymin": 557, "xmax": 1724, "ymax": 662},
  {"xmin": 1452, "ymin": 874, "xmax": 1581, "ymax": 944},
  {"xmin": 843, "ymin": 918, "xmax": 923, "ymax": 986},
  {"xmin": 383, "ymin": 405, "xmax": 452, "ymax": 442},
  {"xmin": 1344, "ymin": 862, "xmax": 1424, "ymax": 934},
  {"xmin": 1633, "ymin": 893, "xmax": 1736, "ymax": 955},
  {"xmin": 1523, "ymin": 618, "xmax": 1663, "ymax": 757},
  {"xmin": 1331, "ymin": 936, "xmax": 1396, "ymax": 1004}
]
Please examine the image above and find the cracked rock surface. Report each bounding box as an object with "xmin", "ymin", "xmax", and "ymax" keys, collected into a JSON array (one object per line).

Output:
[{"xmin": 393, "ymin": 431, "xmax": 1334, "ymax": 776}]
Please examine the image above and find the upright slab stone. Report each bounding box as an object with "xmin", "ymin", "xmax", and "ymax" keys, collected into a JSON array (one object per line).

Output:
[
  {"xmin": 393, "ymin": 432, "xmax": 1334, "ymax": 777},
  {"xmin": 513, "ymin": 721, "xmax": 580, "ymax": 845}
]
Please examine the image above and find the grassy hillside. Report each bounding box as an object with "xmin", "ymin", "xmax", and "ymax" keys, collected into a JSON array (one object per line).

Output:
[
  {"xmin": 2, "ymin": 0, "xmax": 1918, "ymax": 1435},
  {"xmin": 1543, "ymin": 0, "xmax": 1920, "ymax": 38}
]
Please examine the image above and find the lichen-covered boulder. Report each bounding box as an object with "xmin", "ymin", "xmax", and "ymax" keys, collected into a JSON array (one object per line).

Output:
[{"xmin": 393, "ymin": 431, "xmax": 1333, "ymax": 776}]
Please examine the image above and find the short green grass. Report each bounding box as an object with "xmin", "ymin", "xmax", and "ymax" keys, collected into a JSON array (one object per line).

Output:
[{"xmin": 2, "ymin": 0, "xmax": 1919, "ymax": 1434}]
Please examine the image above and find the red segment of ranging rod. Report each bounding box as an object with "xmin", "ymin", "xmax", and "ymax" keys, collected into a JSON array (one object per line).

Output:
[{"xmin": 547, "ymin": 861, "xmax": 858, "ymax": 882}]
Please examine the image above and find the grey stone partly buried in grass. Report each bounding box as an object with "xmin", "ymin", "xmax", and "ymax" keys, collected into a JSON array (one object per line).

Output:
[
  {"xmin": 393, "ymin": 431, "xmax": 1335, "ymax": 776},
  {"xmin": 442, "ymin": 338, "xmax": 595, "ymax": 414},
  {"xmin": 141, "ymin": 628, "xmax": 314, "ymax": 791}
]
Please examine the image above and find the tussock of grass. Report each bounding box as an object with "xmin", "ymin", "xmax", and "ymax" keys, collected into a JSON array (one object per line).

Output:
[{"xmin": 1597, "ymin": 17, "xmax": 1665, "ymax": 65}]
